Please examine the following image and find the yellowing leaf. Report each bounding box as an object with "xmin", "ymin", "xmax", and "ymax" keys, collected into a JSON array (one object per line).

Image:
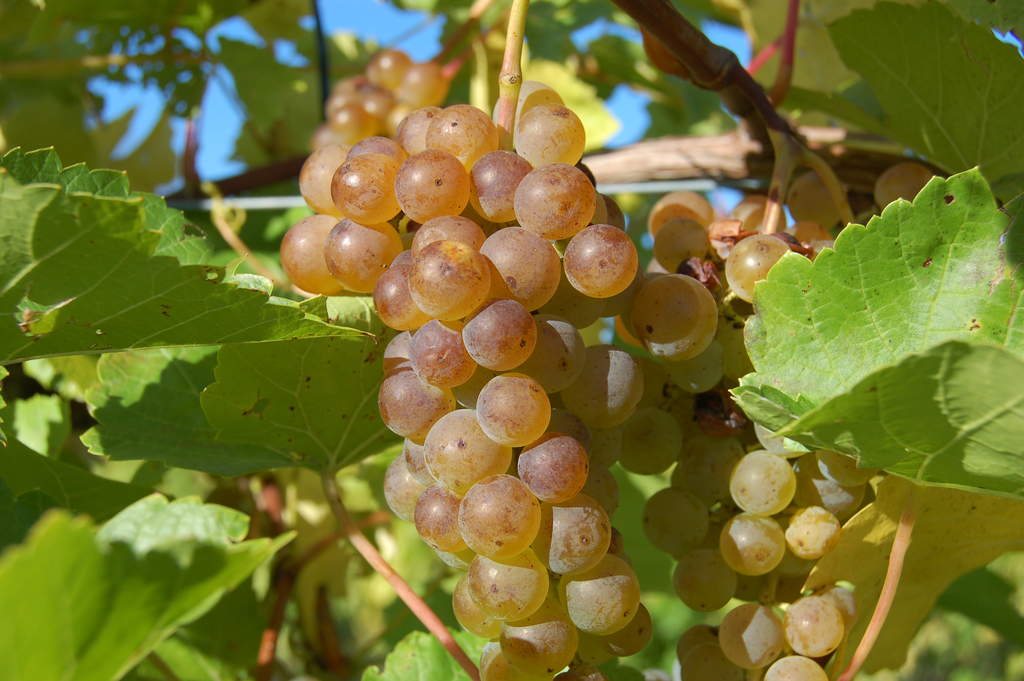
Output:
[{"xmin": 523, "ymin": 59, "xmax": 619, "ymax": 151}]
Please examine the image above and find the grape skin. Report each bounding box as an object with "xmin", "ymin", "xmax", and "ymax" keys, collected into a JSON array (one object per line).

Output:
[
  {"xmin": 718, "ymin": 602, "xmax": 786, "ymax": 669},
  {"xmin": 533, "ymin": 493, "xmax": 611, "ymax": 575},
  {"xmin": 619, "ymin": 407, "xmax": 681, "ymax": 475},
  {"xmin": 731, "ymin": 195, "xmax": 768, "ymax": 231},
  {"xmin": 719, "ymin": 513, "xmax": 786, "ymax": 576},
  {"xmin": 326, "ymin": 102, "xmax": 379, "ymax": 144},
  {"xmin": 330, "ymin": 152, "xmax": 401, "ymax": 225},
  {"xmin": 517, "ymin": 315, "xmax": 586, "ymax": 393},
  {"xmin": 560, "ymin": 345, "xmax": 644, "ymax": 428},
  {"xmin": 453, "ymin": 573, "xmax": 502, "ymax": 639},
  {"xmin": 397, "ymin": 61, "xmax": 449, "ymax": 108},
  {"xmin": 459, "ymin": 474, "xmax": 542, "ymax": 559},
  {"xmin": 373, "ymin": 250, "xmax": 431, "ymax": 331},
  {"xmin": 786, "ymin": 171, "xmax": 843, "ymax": 228},
  {"xmin": 559, "ymin": 554, "xmax": 641, "ymax": 635},
  {"xmin": 647, "ymin": 190, "xmax": 714, "ymax": 235},
  {"xmin": 377, "ymin": 367, "xmax": 455, "ymax": 442},
  {"xmin": 764, "ymin": 656, "xmax": 829, "ymax": 681},
  {"xmin": 383, "ymin": 331, "xmax": 412, "ymax": 374},
  {"xmin": 676, "ymin": 625, "xmax": 719, "ymax": 665},
  {"xmin": 793, "ymin": 454, "xmax": 866, "ymax": 521},
  {"xmin": 395, "ymin": 149, "xmax": 470, "ymax": 223},
  {"xmin": 451, "ymin": 366, "xmax": 497, "ymax": 409},
  {"xmin": 874, "ymin": 161, "xmax": 933, "ymax": 209},
  {"xmin": 414, "ymin": 483, "xmax": 467, "ymax": 552},
  {"xmin": 514, "ymin": 103, "xmax": 586, "ymax": 167},
  {"xmin": 366, "ymin": 48, "xmax": 412, "ymax": 89},
  {"xmin": 679, "ymin": 642, "xmax": 745, "ymax": 681},
  {"xmin": 564, "ymin": 224, "xmax": 639, "ymax": 298},
  {"xmin": 468, "ymin": 550, "xmax": 549, "ymax": 621},
  {"xmin": 666, "ymin": 340, "xmax": 724, "ymax": 394},
  {"xmin": 783, "ymin": 596, "xmax": 845, "ymax": 657},
  {"xmin": 408, "ymin": 240, "xmax": 491, "ymax": 321},
  {"xmin": 537, "ymin": 271, "xmax": 607, "ymax": 329},
  {"xmin": 411, "ymin": 215, "xmax": 486, "ymax": 254},
  {"xmin": 630, "ymin": 274, "xmax": 718, "ymax": 361},
  {"xmin": 424, "ymin": 409, "xmax": 511, "ymax": 495},
  {"xmin": 499, "ymin": 597, "xmax": 579, "ymax": 676},
  {"xmin": 642, "ymin": 487, "xmax": 709, "ymax": 556},
  {"xmin": 652, "ymin": 217, "xmax": 709, "ymax": 271},
  {"xmin": 518, "ymin": 433, "xmax": 589, "ymax": 503},
  {"xmin": 383, "ymin": 453, "xmax": 427, "ymax": 521},
  {"xmin": 470, "ymin": 150, "xmax": 533, "ymax": 222},
  {"xmin": 410, "ymin": 319, "xmax": 477, "ymax": 388},
  {"xmin": 514, "ymin": 163, "xmax": 596, "ymax": 240},
  {"xmin": 819, "ymin": 585, "xmax": 857, "ymax": 628},
  {"xmin": 580, "ymin": 463, "xmax": 619, "ymax": 515},
  {"xmin": 480, "ymin": 227, "xmax": 562, "ymax": 311},
  {"xmin": 815, "ymin": 450, "xmax": 877, "ymax": 486},
  {"xmin": 476, "ymin": 373, "xmax": 551, "ymax": 447},
  {"xmin": 396, "ymin": 106, "xmax": 442, "ymax": 155},
  {"xmin": 729, "ymin": 450, "xmax": 797, "ymax": 516},
  {"xmin": 724, "ymin": 234, "xmax": 791, "ymax": 303},
  {"xmin": 426, "ymin": 104, "xmax": 500, "ymax": 169},
  {"xmin": 402, "ymin": 438, "xmax": 434, "ymax": 486},
  {"xmin": 348, "ymin": 135, "xmax": 407, "ymax": 163},
  {"xmin": 299, "ymin": 144, "xmax": 348, "ymax": 216},
  {"xmin": 785, "ymin": 506, "xmax": 841, "ymax": 560},
  {"xmin": 279, "ymin": 215, "xmax": 344, "ymax": 295},
  {"xmin": 324, "ymin": 219, "xmax": 403, "ymax": 293},
  {"xmin": 463, "ymin": 299, "xmax": 538, "ymax": 371},
  {"xmin": 603, "ymin": 603, "xmax": 652, "ymax": 656},
  {"xmin": 673, "ymin": 549, "xmax": 736, "ymax": 612},
  {"xmin": 672, "ymin": 435, "xmax": 745, "ymax": 506}
]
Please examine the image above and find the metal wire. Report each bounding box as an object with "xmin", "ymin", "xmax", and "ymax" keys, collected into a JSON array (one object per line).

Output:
[{"xmin": 311, "ymin": 0, "xmax": 330, "ymax": 120}]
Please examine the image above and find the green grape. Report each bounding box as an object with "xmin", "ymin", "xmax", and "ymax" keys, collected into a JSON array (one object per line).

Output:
[
  {"xmin": 560, "ymin": 554, "xmax": 641, "ymax": 635},
  {"xmin": 463, "ymin": 299, "xmax": 538, "ymax": 371},
  {"xmin": 514, "ymin": 164, "xmax": 596, "ymax": 240},
  {"xmin": 533, "ymin": 493, "xmax": 611, "ymax": 575},
  {"xmin": 575, "ymin": 632, "xmax": 614, "ymax": 666},
  {"xmin": 310, "ymin": 123, "xmax": 349, "ymax": 150},
  {"xmin": 774, "ymin": 549, "xmax": 815, "ymax": 579},
  {"xmin": 326, "ymin": 102, "xmax": 379, "ymax": 144},
  {"xmin": 517, "ymin": 315, "xmax": 585, "ymax": 393},
  {"xmin": 636, "ymin": 357, "xmax": 671, "ymax": 409},
  {"xmin": 673, "ymin": 549, "xmax": 736, "ymax": 612},
  {"xmin": 476, "ymin": 373, "xmax": 551, "ymax": 446},
  {"xmin": 602, "ymin": 271, "xmax": 642, "ymax": 319},
  {"xmin": 500, "ymin": 597, "xmax": 579, "ymax": 676},
  {"xmin": 468, "ymin": 549, "xmax": 549, "ymax": 621},
  {"xmin": 676, "ymin": 625, "xmax": 718, "ymax": 665},
  {"xmin": 280, "ymin": 215, "xmax": 345, "ymax": 295},
  {"xmin": 480, "ymin": 227, "xmax": 562, "ymax": 311},
  {"xmin": 537, "ymin": 271, "xmax": 606, "ymax": 329},
  {"xmin": 377, "ymin": 367, "xmax": 455, "ymax": 442},
  {"xmin": 765, "ymin": 656, "xmax": 829, "ymax": 681},
  {"xmin": 652, "ymin": 217, "xmax": 709, "ymax": 271},
  {"xmin": 793, "ymin": 454, "xmax": 866, "ymax": 521},
  {"xmin": 718, "ymin": 602, "xmax": 785, "ymax": 669},
  {"xmin": 730, "ymin": 194, "xmax": 767, "ymax": 231},
  {"xmin": 514, "ymin": 103, "xmax": 586, "ymax": 167},
  {"xmin": 424, "ymin": 409, "xmax": 511, "ymax": 495},
  {"xmin": 719, "ymin": 513, "xmax": 786, "ymax": 576},
  {"xmin": 480, "ymin": 642, "xmax": 551, "ymax": 681},
  {"xmin": 630, "ymin": 274, "xmax": 717, "ymax": 361},
  {"xmin": 819, "ymin": 585, "xmax": 857, "ymax": 628},
  {"xmin": 409, "ymin": 240, "xmax": 491, "ymax": 321},
  {"xmin": 383, "ymin": 453, "xmax": 427, "ymax": 521},
  {"xmin": 470, "ymin": 150, "xmax": 534, "ymax": 222},
  {"xmin": 729, "ymin": 450, "xmax": 797, "ymax": 516},
  {"xmin": 647, "ymin": 191, "xmax": 714, "ymax": 236},
  {"xmin": 383, "ymin": 331, "xmax": 412, "ymax": 375},
  {"xmin": 785, "ymin": 506, "xmax": 841, "ymax": 560},
  {"xmin": 603, "ymin": 602, "xmax": 652, "ymax": 656},
  {"xmin": 587, "ymin": 426, "xmax": 622, "ymax": 468},
  {"xmin": 414, "ymin": 483, "xmax": 467, "ymax": 552},
  {"xmin": 680, "ymin": 643, "xmax": 745, "ymax": 681},
  {"xmin": 396, "ymin": 150, "xmax": 470, "ymax": 223},
  {"xmin": 666, "ymin": 340, "xmax": 724, "ymax": 394},
  {"xmin": 560, "ymin": 345, "xmax": 644, "ymax": 428},
  {"xmin": 815, "ymin": 450, "xmax": 877, "ymax": 486},
  {"xmin": 554, "ymin": 664, "xmax": 608, "ymax": 681},
  {"xmin": 671, "ymin": 435, "xmax": 743, "ymax": 505},
  {"xmin": 453, "ymin": 573, "xmax": 502, "ymax": 638},
  {"xmin": 724, "ymin": 234, "xmax": 791, "ymax": 303},
  {"xmin": 787, "ymin": 220, "xmax": 831, "ymax": 243},
  {"xmin": 410, "ymin": 319, "xmax": 477, "ymax": 388},
  {"xmin": 642, "ymin": 487, "xmax": 708, "ymax": 556},
  {"xmin": 619, "ymin": 407, "xmax": 682, "ymax": 474},
  {"xmin": 545, "ymin": 408, "xmax": 591, "ymax": 449},
  {"xmin": 786, "ymin": 171, "xmax": 843, "ymax": 228},
  {"xmin": 606, "ymin": 527, "xmax": 625, "ymax": 559},
  {"xmin": 459, "ymin": 474, "xmax": 541, "ymax": 559},
  {"xmin": 783, "ymin": 596, "xmax": 845, "ymax": 657},
  {"xmin": 396, "ymin": 106, "xmax": 441, "ymax": 155},
  {"xmin": 367, "ymin": 48, "xmax": 412, "ymax": 89},
  {"xmin": 411, "ymin": 215, "xmax": 486, "ymax": 254},
  {"xmin": 299, "ymin": 144, "xmax": 348, "ymax": 216},
  {"xmin": 348, "ymin": 135, "xmax": 408, "ymax": 164},
  {"xmin": 434, "ymin": 546, "xmax": 476, "ymax": 570},
  {"xmin": 512, "ymin": 81, "xmax": 564, "ymax": 130},
  {"xmin": 374, "ymin": 250, "xmax": 431, "ymax": 331},
  {"xmin": 874, "ymin": 161, "xmax": 933, "ymax": 209},
  {"xmin": 564, "ymin": 224, "xmax": 639, "ymax": 298},
  {"xmin": 753, "ymin": 423, "xmax": 804, "ymax": 458},
  {"xmin": 717, "ymin": 313, "xmax": 753, "ymax": 381},
  {"xmin": 580, "ymin": 463, "xmax": 619, "ymax": 515},
  {"xmin": 518, "ymin": 433, "xmax": 589, "ymax": 503},
  {"xmin": 426, "ymin": 104, "xmax": 500, "ymax": 169},
  {"xmin": 324, "ymin": 219, "xmax": 403, "ymax": 293},
  {"xmin": 452, "ymin": 366, "xmax": 497, "ymax": 408},
  {"xmin": 403, "ymin": 438, "xmax": 434, "ymax": 486},
  {"xmin": 398, "ymin": 61, "xmax": 450, "ymax": 108}
]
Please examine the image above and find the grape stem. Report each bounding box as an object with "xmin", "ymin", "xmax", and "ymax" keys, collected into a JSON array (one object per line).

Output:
[
  {"xmin": 320, "ymin": 471, "xmax": 482, "ymax": 681},
  {"xmin": 835, "ymin": 485, "xmax": 919, "ymax": 681},
  {"xmin": 768, "ymin": 0, "xmax": 800, "ymax": 105},
  {"xmin": 747, "ymin": 39, "xmax": 780, "ymax": 76},
  {"xmin": 493, "ymin": 0, "xmax": 530, "ymax": 147}
]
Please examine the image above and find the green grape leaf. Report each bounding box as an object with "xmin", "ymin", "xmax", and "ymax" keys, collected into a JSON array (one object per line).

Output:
[
  {"xmin": 945, "ymin": 0, "xmax": 1023, "ymax": 32},
  {"xmin": 938, "ymin": 566, "xmax": 1024, "ymax": 647},
  {"xmin": 0, "ymin": 149, "xmax": 366, "ymax": 364},
  {"xmin": 5, "ymin": 393, "xmax": 70, "ymax": 455},
  {"xmin": 361, "ymin": 630, "xmax": 488, "ymax": 681},
  {"xmin": 0, "ymin": 365, "xmax": 7, "ymax": 444},
  {"xmin": 0, "ymin": 498, "xmax": 289, "ymax": 681},
  {"xmin": 22, "ymin": 354, "xmax": 99, "ymax": 402},
  {"xmin": 82, "ymin": 347, "xmax": 292, "ymax": 475},
  {"xmin": 806, "ymin": 476, "xmax": 1024, "ymax": 672},
  {"xmin": 97, "ymin": 495, "xmax": 250, "ymax": 556},
  {"xmin": 0, "ymin": 481, "xmax": 56, "ymax": 551}
]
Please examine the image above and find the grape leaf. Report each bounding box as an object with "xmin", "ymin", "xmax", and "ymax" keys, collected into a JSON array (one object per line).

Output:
[
  {"xmin": 0, "ymin": 481, "xmax": 55, "ymax": 551},
  {"xmin": 22, "ymin": 354, "xmax": 99, "ymax": 402},
  {"xmin": 945, "ymin": 0, "xmax": 1023, "ymax": 32},
  {"xmin": 806, "ymin": 476, "xmax": 1024, "ymax": 672},
  {"xmin": 0, "ymin": 365, "xmax": 7, "ymax": 444},
  {"xmin": 937, "ymin": 566, "xmax": 1024, "ymax": 647},
  {"xmin": 5, "ymin": 393, "xmax": 70, "ymax": 455},
  {"xmin": 0, "ymin": 497, "xmax": 289, "ymax": 681},
  {"xmin": 82, "ymin": 347, "xmax": 293, "ymax": 475},
  {"xmin": 361, "ymin": 630, "xmax": 488, "ymax": 681}
]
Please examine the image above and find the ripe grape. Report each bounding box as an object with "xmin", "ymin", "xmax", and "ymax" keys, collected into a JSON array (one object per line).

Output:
[
  {"xmin": 533, "ymin": 493, "xmax": 611, "ymax": 574},
  {"xmin": 619, "ymin": 407, "xmax": 682, "ymax": 474},
  {"xmin": 647, "ymin": 190, "xmax": 714, "ymax": 236},
  {"xmin": 676, "ymin": 625, "xmax": 719, "ymax": 664},
  {"xmin": 764, "ymin": 656, "xmax": 828, "ymax": 681},
  {"xmin": 601, "ymin": 194, "xmax": 626, "ymax": 230},
  {"xmin": 580, "ymin": 463, "xmax": 619, "ymax": 515},
  {"xmin": 410, "ymin": 319, "xmax": 477, "ymax": 388},
  {"xmin": 403, "ymin": 438, "xmax": 433, "ymax": 485},
  {"xmin": 280, "ymin": 215, "xmax": 344, "ymax": 295},
  {"xmin": 564, "ymin": 224, "xmax": 639, "ymax": 298},
  {"xmin": 787, "ymin": 221, "xmax": 831, "ymax": 243},
  {"xmin": 514, "ymin": 163, "xmax": 596, "ymax": 240},
  {"xmin": 459, "ymin": 474, "xmax": 542, "ymax": 558},
  {"xmin": 383, "ymin": 453, "xmax": 427, "ymax": 521},
  {"xmin": 680, "ymin": 643, "xmax": 745, "ymax": 681},
  {"xmin": 476, "ymin": 373, "xmax": 551, "ymax": 446},
  {"xmin": 666, "ymin": 340, "xmax": 724, "ymax": 393},
  {"xmin": 587, "ymin": 426, "xmax": 622, "ymax": 467},
  {"xmin": 367, "ymin": 48, "xmax": 412, "ymax": 89},
  {"xmin": 514, "ymin": 103, "xmax": 586, "ymax": 167},
  {"xmin": 396, "ymin": 106, "xmax": 441, "ymax": 154},
  {"xmin": 642, "ymin": 487, "xmax": 708, "ymax": 556},
  {"xmin": 513, "ymin": 81, "xmax": 564, "ymax": 129},
  {"xmin": 452, "ymin": 366, "xmax": 496, "ymax": 408},
  {"xmin": 377, "ymin": 368, "xmax": 455, "ymax": 442},
  {"xmin": 786, "ymin": 171, "xmax": 843, "ymax": 228},
  {"xmin": 719, "ymin": 513, "xmax": 786, "ymax": 576},
  {"xmin": 348, "ymin": 135, "xmax": 408, "ymax": 163},
  {"xmin": 470, "ymin": 150, "xmax": 533, "ymax": 222},
  {"xmin": 652, "ymin": 217, "xmax": 709, "ymax": 271},
  {"xmin": 545, "ymin": 408, "xmax": 591, "ymax": 448},
  {"xmin": 463, "ymin": 299, "xmax": 538, "ymax": 371},
  {"xmin": 636, "ymin": 357, "xmax": 671, "ymax": 408},
  {"xmin": 604, "ymin": 603, "xmax": 652, "ymax": 656},
  {"xmin": 411, "ymin": 215, "xmax": 486, "ymax": 254},
  {"xmin": 453, "ymin": 573, "xmax": 502, "ymax": 638},
  {"xmin": 555, "ymin": 664, "xmax": 608, "ymax": 681},
  {"xmin": 424, "ymin": 409, "xmax": 511, "ymax": 495},
  {"xmin": 408, "ymin": 240, "xmax": 491, "ymax": 320},
  {"xmin": 395, "ymin": 150, "xmax": 470, "ymax": 223},
  {"xmin": 518, "ymin": 433, "xmax": 589, "ymax": 503},
  {"xmin": 500, "ymin": 597, "xmax": 579, "ymax": 676},
  {"xmin": 435, "ymin": 546, "xmax": 475, "ymax": 570},
  {"xmin": 373, "ymin": 250, "xmax": 431, "ymax": 331},
  {"xmin": 560, "ymin": 554, "xmax": 641, "ymax": 635},
  {"xmin": 729, "ymin": 450, "xmax": 797, "ymax": 516},
  {"xmin": 414, "ymin": 483, "xmax": 467, "ymax": 552},
  {"xmin": 327, "ymin": 102, "xmax": 379, "ymax": 143},
  {"xmin": 517, "ymin": 315, "xmax": 585, "ymax": 393},
  {"xmin": 753, "ymin": 423, "xmax": 803, "ymax": 458},
  {"xmin": 874, "ymin": 161, "xmax": 933, "ymax": 208},
  {"xmin": 575, "ymin": 631, "xmax": 614, "ymax": 666},
  {"xmin": 815, "ymin": 450, "xmax": 877, "ymax": 486},
  {"xmin": 785, "ymin": 506, "xmax": 841, "ymax": 560},
  {"xmin": 561, "ymin": 345, "xmax": 644, "ymax": 428},
  {"xmin": 398, "ymin": 61, "xmax": 449, "ymax": 108},
  {"xmin": 630, "ymin": 274, "xmax": 718, "ymax": 360},
  {"xmin": 783, "ymin": 595, "xmax": 845, "ymax": 657},
  {"xmin": 468, "ymin": 549, "xmax": 549, "ymax": 621},
  {"xmin": 673, "ymin": 549, "xmax": 736, "ymax": 612},
  {"xmin": 324, "ymin": 219, "xmax": 402, "ymax": 293},
  {"xmin": 672, "ymin": 435, "xmax": 745, "ymax": 505},
  {"xmin": 724, "ymin": 234, "xmax": 790, "ymax": 303},
  {"xmin": 383, "ymin": 331, "xmax": 412, "ymax": 374},
  {"xmin": 537, "ymin": 271, "xmax": 606, "ymax": 329},
  {"xmin": 299, "ymin": 145, "xmax": 348, "ymax": 216},
  {"xmin": 480, "ymin": 227, "xmax": 561, "ymax": 310},
  {"xmin": 731, "ymin": 195, "xmax": 767, "ymax": 231},
  {"xmin": 819, "ymin": 585, "xmax": 857, "ymax": 628},
  {"xmin": 718, "ymin": 602, "xmax": 785, "ymax": 669},
  {"xmin": 793, "ymin": 454, "xmax": 866, "ymax": 520},
  {"xmin": 426, "ymin": 104, "xmax": 500, "ymax": 169}
]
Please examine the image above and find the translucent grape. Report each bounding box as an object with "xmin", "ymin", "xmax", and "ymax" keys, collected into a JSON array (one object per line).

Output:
[
  {"xmin": 515, "ymin": 315, "xmax": 585, "ymax": 393},
  {"xmin": 786, "ymin": 171, "xmax": 843, "ymax": 228},
  {"xmin": 729, "ymin": 451, "xmax": 797, "ymax": 516},
  {"xmin": 459, "ymin": 474, "xmax": 541, "ymax": 559},
  {"xmin": 666, "ymin": 340, "xmax": 724, "ymax": 394},
  {"xmin": 310, "ymin": 123, "xmax": 349, "ymax": 151},
  {"xmin": 793, "ymin": 454, "xmax": 866, "ymax": 521},
  {"xmin": 647, "ymin": 191, "xmax": 714, "ymax": 236},
  {"xmin": 480, "ymin": 642, "xmax": 551, "ymax": 681},
  {"xmin": 563, "ymin": 224, "xmax": 639, "ymax": 298},
  {"xmin": 874, "ymin": 161, "xmax": 933, "ymax": 208},
  {"xmin": 395, "ymin": 150, "xmax": 470, "ymax": 223},
  {"xmin": 587, "ymin": 426, "xmax": 622, "ymax": 468},
  {"xmin": 280, "ymin": 215, "xmax": 344, "ymax": 295},
  {"xmin": 630, "ymin": 274, "xmax": 718, "ymax": 361},
  {"xmin": 537, "ymin": 271, "xmax": 606, "ymax": 329},
  {"xmin": 560, "ymin": 554, "xmax": 641, "ymax": 635},
  {"xmin": 383, "ymin": 331, "xmax": 412, "ymax": 375},
  {"xmin": 463, "ymin": 299, "xmax": 538, "ymax": 371},
  {"xmin": 783, "ymin": 596, "xmax": 845, "ymax": 657},
  {"xmin": 580, "ymin": 463, "xmax": 619, "ymax": 515},
  {"xmin": 514, "ymin": 164, "xmax": 596, "ymax": 240},
  {"xmin": 408, "ymin": 240, "xmax": 491, "ymax": 321},
  {"xmin": 676, "ymin": 626, "xmax": 718, "ymax": 665},
  {"xmin": 454, "ymin": 573, "xmax": 502, "ymax": 638},
  {"xmin": 672, "ymin": 435, "xmax": 744, "ymax": 506},
  {"xmin": 452, "ymin": 366, "xmax": 496, "ymax": 409},
  {"xmin": 500, "ymin": 597, "xmax": 579, "ymax": 676},
  {"xmin": 642, "ymin": 487, "xmax": 708, "ymax": 556},
  {"xmin": 601, "ymin": 194, "xmax": 626, "ymax": 230},
  {"xmin": 470, "ymin": 150, "xmax": 533, "ymax": 222},
  {"xmin": 414, "ymin": 483, "xmax": 467, "ymax": 552},
  {"xmin": 326, "ymin": 102, "xmax": 379, "ymax": 144},
  {"xmin": 299, "ymin": 145, "xmax": 348, "ymax": 216},
  {"xmin": 514, "ymin": 103, "xmax": 586, "ymax": 167},
  {"xmin": 680, "ymin": 643, "xmax": 745, "ymax": 681},
  {"xmin": 718, "ymin": 602, "xmax": 785, "ymax": 669},
  {"xmin": 819, "ymin": 585, "xmax": 857, "ymax": 628},
  {"xmin": 673, "ymin": 549, "xmax": 736, "ymax": 612},
  {"xmin": 324, "ymin": 219, "xmax": 403, "ymax": 293},
  {"xmin": 367, "ymin": 48, "xmax": 412, "ymax": 89},
  {"xmin": 513, "ymin": 81, "xmax": 564, "ymax": 130},
  {"xmin": 480, "ymin": 227, "xmax": 561, "ymax": 310},
  {"xmin": 619, "ymin": 407, "xmax": 682, "ymax": 474},
  {"xmin": 476, "ymin": 373, "xmax": 551, "ymax": 446},
  {"xmin": 374, "ymin": 250, "xmax": 431, "ymax": 331},
  {"xmin": 725, "ymin": 234, "xmax": 791, "ymax": 303},
  {"xmin": 652, "ymin": 218, "xmax": 709, "ymax": 271},
  {"xmin": 784, "ymin": 506, "xmax": 840, "ymax": 560},
  {"xmin": 409, "ymin": 319, "xmax": 477, "ymax": 388},
  {"xmin": 636, "ymin": 357, "xmax": 671, "ymax": 409},
  {"xmin": 361, "ymin": 83, "xmax": 396, "ymax": 120},
  {"xmin": 424, "ymin": 409, "xmax": 512, "ymax": 495},
  {"xmin": 545, "ymin": 408, "xmax": 591, "ymax": 449},
  {"xmin": 378, "ymin": 368, "xmax": 455, "ymax": 442},
  {"xmin": 554, "ymin": 665, "xmax": 608, "ymax": 681},
  {"xmin": 560, "ymin": 345, "xmax": 644, "ymax": 428},
  {"xmin": 753, "ymin": 423, "xmax": 803, "ymax": 458},
  {"xmin": 467, "ymin": 549, "xmax": 549, "ymax": 621},
  {"xmin": 434, "ymin": 546, "xmax": 475, "ymax": 570},
  {"xmin": 398, "ymin": 61, "xmax": 449, "ymax": 108},
  {"xmin": 518, "ymin": 433, "xmax": 589, "ymax": 503},
  {"xmin": 425, "ymin": 104, "xmax": 500, "ymax": 170},
  {"xmin": 396, "ymin": 106, "xmax": 441, "ymax": 155},
  {"xmin": 348, "ymin": 135, "xmax": 407, "ymax": 163},
  {"xmin": 533, "ymin": 493, "xmax": 611, "ymax": 575},
  {"xmin": 603, "ymin": 603, "xmax": 651, "ymax": 656},
  {"xmin": 403, "ymin": 438, "xmax": 434, "ymax": 486},
  {"xmin": 815, "ymin": 450, "xmax": 877, "ymax": 486},
  {"xmin": 575, "ymin": 632, "xmax": 614, "ymax": 666},
  {"xmin": 764, "ymin": 656, "xmax": 829, "ymax": 681},
  {"xmin": 719, "ymin": 513, "xmax": 786, "ymax": 576},
  {"xmin": 787, "ymin": 221, "xmax": 831, "ymax": 243},
  {"xmin": 730, "ymin": 195, "xmax": 767, "ymax": 231},
  {"xmin": 383, "ymin": 453, "xmax": 427, "ymax": 521}
]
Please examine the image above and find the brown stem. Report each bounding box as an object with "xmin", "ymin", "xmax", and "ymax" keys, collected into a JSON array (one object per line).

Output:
[
  {"xmin": 747, "ymin": 38, "xmax": 780, "ymax": 76},
  {"xmin": 435, "ymin": 0, "xmax": 501, "ymax": 62},
  {"xmin": 321, "ymin": 472, "xmax": 480, "ymax": 681},
  {"xmin": 148, "ymin": 653, "xmax": 183, "ymax": 681},
  {"xmin": 183, "ymin": 117, "xmax": 200, "ymax": 197},
  {"xmin": 836, "ymin": 486, "xmax": 919, "ymax": 681},
  {"xmin": 316, "ymin": 584, "xmax": 350, "ymax": 678},
  {"xmin": 763, "ymin": 129, "xmax": 800, "ymax": 233},
  {"xmin": 493, "ymin": 0, "xmax": 530, "ymax": 147},
  {"xmin": 254, "ymin": 567, "xmax": 296, "ymax": 681},
  {"xmin": 203, "ymin": 184, "xmax": 289, "ymax": 288},
  {"xmin": 768, "ymin": 0, "xmax": 800, "ymax": 105}
]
